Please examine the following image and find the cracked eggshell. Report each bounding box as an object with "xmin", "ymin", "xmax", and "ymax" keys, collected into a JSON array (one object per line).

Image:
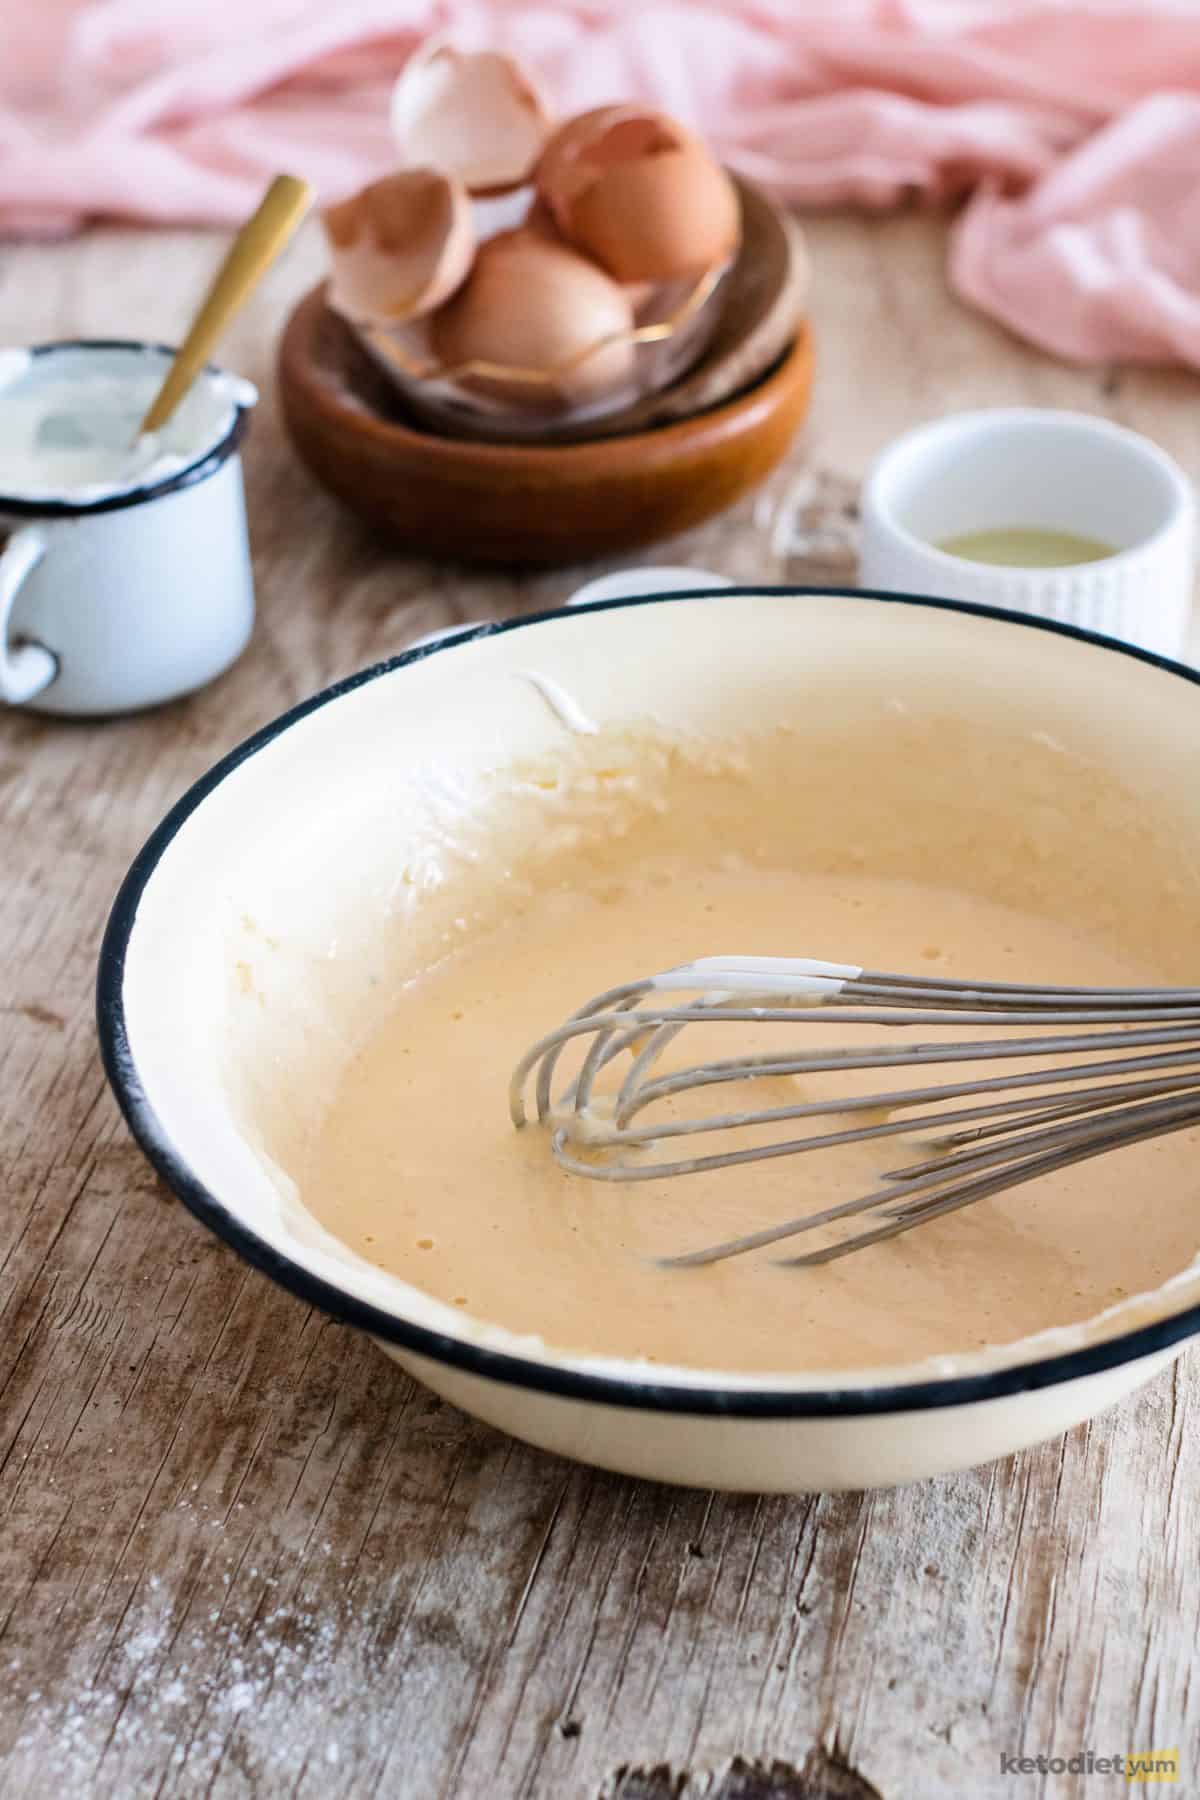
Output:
[
  {"xmin": 536, "ymin": 105, "xmax": 676, "ymax": 222},
  {"xmin": 429, "ymin": 227, "xmax": 635, "ymax": 408},
  {"xmin": 536, "ymin": 104, "xmax": 740, "ymax": 283},
  {"xmin": 390, "ymin": 42, "xmax": 552, "ymax": 195},
  {"xmin": 322, "ymin": 169, "xmax": 475, "ymax": 325}
]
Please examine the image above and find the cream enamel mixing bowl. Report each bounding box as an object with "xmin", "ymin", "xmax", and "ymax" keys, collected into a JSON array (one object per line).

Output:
[{"xmin": 97, "ymin": 589, "xmax": 1200, "ymax": 1492}]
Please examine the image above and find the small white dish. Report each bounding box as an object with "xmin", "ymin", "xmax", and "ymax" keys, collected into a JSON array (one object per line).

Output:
[
  {"xmin": 0, "ymin": 341, "xmax": 257, "ymax": 717},
  {"xmin": 859, "ymin": 409, "xmax": 1195, "ymax": 659},
  {"xmin": 405, "ymin": 566, "xmax": 731, "ymax": 652},
  {"xmin": 406, "ymin": 621, "xmax": 488, "ymax": 651},
  {"xmin": 563, "ymin": 565, "xmax": 731, "ymax": 608}
]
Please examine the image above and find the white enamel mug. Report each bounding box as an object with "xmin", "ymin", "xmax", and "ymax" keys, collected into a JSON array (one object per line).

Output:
[{"xmin": 0, "ymin": 341, "xmax": 257, "ymax": 717}]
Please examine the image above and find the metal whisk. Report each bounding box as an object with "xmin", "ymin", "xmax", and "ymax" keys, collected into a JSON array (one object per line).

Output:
[{"xmin": 508, "ymin": 957, "xmax": 1200, "ymax": 1267}]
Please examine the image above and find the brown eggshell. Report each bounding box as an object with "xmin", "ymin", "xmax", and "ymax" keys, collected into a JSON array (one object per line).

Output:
[
  {"xmin": 569, "ymin": 145, "xmax": 740, "ymax": 282},
  {"xmin": 322, "ymin": 169, "xmax": 474, "ymax": 324},
  {"xmin": 390, "ymin": 42, "xmax": 552, "ymax": 195},
  {"xmin": 536, "ymin": 105, "xmax": 681, "ymax": 226},
  {"xmin": 536, "ymin": 104, "xmax": 740, "ymax": 282},
  {"xmin": 520, "ymin": 194, "xmax": 566, "ymax": 242},
  {"xmin": 430, "ymin": 227, "xmax": 635, "ymax": 407}
]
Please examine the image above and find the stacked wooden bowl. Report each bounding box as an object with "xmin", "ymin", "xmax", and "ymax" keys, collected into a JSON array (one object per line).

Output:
[{"xmin": 278, "ymin": 178, "xmax": 812, "ymax": 566}]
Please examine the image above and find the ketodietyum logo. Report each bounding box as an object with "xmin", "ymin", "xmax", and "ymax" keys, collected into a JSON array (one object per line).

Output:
[{"xmin": 999, "ymin": 1750, "xmax": 1179, "ymax": 1782}]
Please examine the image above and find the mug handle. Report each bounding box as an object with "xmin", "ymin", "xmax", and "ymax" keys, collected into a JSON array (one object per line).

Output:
[{"xmin": 0, "ymin": 527, "xmax": 57, "ymax": 706}]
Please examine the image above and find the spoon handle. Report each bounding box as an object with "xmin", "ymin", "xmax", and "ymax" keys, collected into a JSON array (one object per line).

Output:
[{"xmin": 139, "ymin": 173, "xmax": 313, "ymax": 437}]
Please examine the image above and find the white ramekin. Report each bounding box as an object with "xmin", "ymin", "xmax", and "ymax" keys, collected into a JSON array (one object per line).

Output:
[{"xmin": 858, "ymin": 409, "xmax": 1196, "ymax": 659}]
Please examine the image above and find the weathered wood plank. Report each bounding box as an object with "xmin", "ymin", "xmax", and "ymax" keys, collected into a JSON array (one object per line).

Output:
[{"xmin": 1, "ymin": 213, "xmax": 1198, "ymax": 1800}]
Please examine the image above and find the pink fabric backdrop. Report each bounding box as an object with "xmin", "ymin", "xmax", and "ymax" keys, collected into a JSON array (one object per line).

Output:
[{"xmin": 4, "ymin": 1, "xmax": 1200, "ymax": 366}]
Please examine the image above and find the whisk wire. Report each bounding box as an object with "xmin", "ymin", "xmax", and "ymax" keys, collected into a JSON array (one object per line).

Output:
[{"xmin": 510, "ymin": 961, "xmax": 1200, "ymax": 1267}]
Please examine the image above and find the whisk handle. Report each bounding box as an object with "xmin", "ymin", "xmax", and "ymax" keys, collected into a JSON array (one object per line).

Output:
[{"xmin": 651, "ymin": 957, "xmax": 862, "ymax": 997}]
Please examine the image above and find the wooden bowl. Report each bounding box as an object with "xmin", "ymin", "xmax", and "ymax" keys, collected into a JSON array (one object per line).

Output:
[{"xmin": 277, "ymin": 293, "xmax": 813, "ymax": 567}]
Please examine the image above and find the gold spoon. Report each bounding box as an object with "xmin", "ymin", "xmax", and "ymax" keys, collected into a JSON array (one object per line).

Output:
[{"xmin": 137, "ymin": 173, "xmax": 313, "ymax": 438}]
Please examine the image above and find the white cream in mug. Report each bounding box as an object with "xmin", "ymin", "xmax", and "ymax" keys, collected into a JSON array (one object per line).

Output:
[{"xmin": 0, "ymin": 347, "xmax": 253, "ymax": 503}]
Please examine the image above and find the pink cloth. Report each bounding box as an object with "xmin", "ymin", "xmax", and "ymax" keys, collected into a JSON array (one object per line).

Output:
[{"xmin": 4, "ymin": 1, "xmax": 1200, "ymax": 367}]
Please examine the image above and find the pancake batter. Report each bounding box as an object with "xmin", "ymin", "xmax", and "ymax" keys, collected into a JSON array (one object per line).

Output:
[{"xmin": 303, "ymin": 855, "xmax": 1200, "ymax": 1374}]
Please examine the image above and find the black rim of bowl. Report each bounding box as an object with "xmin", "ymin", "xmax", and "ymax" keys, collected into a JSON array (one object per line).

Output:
[{"xmin": 96, "ymin": 587, "xmax": 1200, "ymax": 1419}]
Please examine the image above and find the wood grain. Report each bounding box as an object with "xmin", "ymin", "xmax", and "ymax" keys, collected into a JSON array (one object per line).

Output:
[{"xmin": 1, "ymin": 213, "xmax": 1199, "ymax": 1800}]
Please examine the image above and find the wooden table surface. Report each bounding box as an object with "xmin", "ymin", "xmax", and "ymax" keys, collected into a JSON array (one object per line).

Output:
[{"xmin": 2, "ymin": 216, "xmax": 1198, "ymax": 1800}]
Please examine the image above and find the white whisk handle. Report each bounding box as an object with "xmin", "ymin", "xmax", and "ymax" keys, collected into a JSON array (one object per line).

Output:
[{"xmin": 648, "ymin": 957, "xmax": 862, "ymax": 997}]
